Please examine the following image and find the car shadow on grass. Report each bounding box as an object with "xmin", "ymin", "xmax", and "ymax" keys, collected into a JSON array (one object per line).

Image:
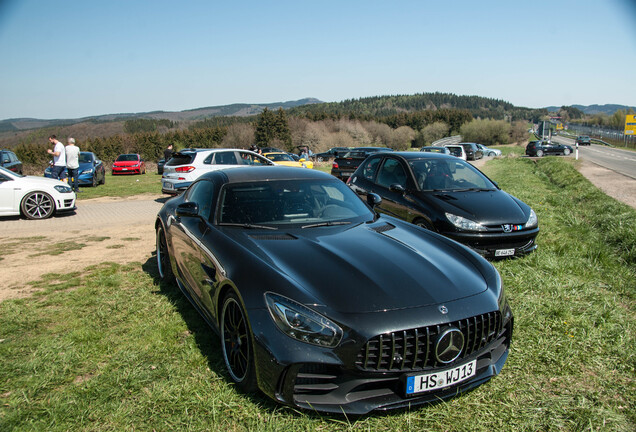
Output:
[{"xmin": 140, "ymin": 254, "xmax": 282, "ymax": 413}]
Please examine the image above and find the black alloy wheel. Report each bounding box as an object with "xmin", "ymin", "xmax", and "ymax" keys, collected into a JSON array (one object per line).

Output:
[
  {"xmin": 221, "ymin": 292, "xmax": 257, "ymax": 392},
  {"xmin": 156, "ymin": 225, "xmax": 174, "ymax": 281},
  {"xmin": 21, "ymin": 191, "xmax": 54, "ymax": 220}
]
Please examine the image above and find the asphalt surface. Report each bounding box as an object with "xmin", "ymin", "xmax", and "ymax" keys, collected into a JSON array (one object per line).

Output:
[{"xmin": 554, "ymin": 136, "xmax": 636, "ymax": 180}]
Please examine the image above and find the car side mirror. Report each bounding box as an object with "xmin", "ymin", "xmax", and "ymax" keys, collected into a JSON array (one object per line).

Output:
[
  {"xmin": 366, "ymin": 193, "xmax": 382, "ymax": 208},
  {"xmin": 389, "ymin": 184, "xmax": 405, "ymax": 195},
  {"xmin": 176, "ymin": 202, "xmax": 199, "ymax": 218}
]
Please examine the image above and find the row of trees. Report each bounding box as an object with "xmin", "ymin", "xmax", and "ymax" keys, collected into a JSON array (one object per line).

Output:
[
  {"xmin": 123, "ymin": 118, "xmax": 177, "ymax": 134},
  {"xmin": 14, "ymin": 94, "xmax": 548, "ymax": 166},
  {"xmin": 570, "ymin": 108, "xmax": 635, "ymax": 131},
  {"xmin": 14, "ymin": 127, "xmax": 227, "ymax": 166}
]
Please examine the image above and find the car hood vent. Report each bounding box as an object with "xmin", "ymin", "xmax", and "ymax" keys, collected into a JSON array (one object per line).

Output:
[
  {"xmin": 370, "ymin": 223, "xmax": 395, "ymax": 233},
  {"xmin": 249, "ymin": 233, "xmax": 297, "ymax": 241}
]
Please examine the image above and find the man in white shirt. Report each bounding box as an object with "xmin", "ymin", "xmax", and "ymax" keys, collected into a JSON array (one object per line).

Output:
[
  {"xmin": 65, "ymin": 137, "xmax": 81, "ymax": 192},
  {"xmin": 47, "ymin": 135, "xmax": 67, "ymax": 181}
]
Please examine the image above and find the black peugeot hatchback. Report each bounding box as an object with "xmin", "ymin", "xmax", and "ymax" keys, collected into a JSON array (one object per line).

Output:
[{"xmin": 347, "ymin": 152, "xmax": 539, "ymax": 258}]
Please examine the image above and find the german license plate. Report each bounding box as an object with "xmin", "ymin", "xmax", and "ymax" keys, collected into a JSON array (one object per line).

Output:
[
  {"xmin": 495, "ymin": 248, "xmax": 515, "ymax": 257},
  {"xmin": 163, "ymin": 181, "xmax": 173, "ymax": 190},
  {"xmin": 405, "ymin": 359, "xmax": 476, "ymax": 395},
  {"xmin": 122, "ymin": 168, "xmax": 128, "ymax": 171}
]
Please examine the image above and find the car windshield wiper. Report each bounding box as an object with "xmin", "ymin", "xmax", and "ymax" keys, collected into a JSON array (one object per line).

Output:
[
  {"xmin": 450, "ymin": 188, "xmax": 495, "ymax": 192},
  {"xmin": 301, "ymin": 221, "xmax": 352, "ymax": 229},
  {"xmin": 218, "ymin": 223, "xmax": 278, "ymax": 230}
]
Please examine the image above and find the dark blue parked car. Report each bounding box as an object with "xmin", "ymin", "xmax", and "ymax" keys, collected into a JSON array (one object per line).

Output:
[{"xmin": 45, "ymin": 151, "xmax": 106, "ymax": 186}]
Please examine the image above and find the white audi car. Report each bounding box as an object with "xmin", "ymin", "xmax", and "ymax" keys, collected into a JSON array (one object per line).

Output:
[{"xmin": 0, "ymin": 166, "xmax": 76, "ymax": 220}]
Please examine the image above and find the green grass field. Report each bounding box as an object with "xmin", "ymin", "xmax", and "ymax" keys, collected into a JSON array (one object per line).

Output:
[
  {"xmin": 74, "ymin": 169, "xmax": 163, "ymax": 199},
  {"xmin": 1, "ymin": 153, "xmax": 634, "ymax": 431}
]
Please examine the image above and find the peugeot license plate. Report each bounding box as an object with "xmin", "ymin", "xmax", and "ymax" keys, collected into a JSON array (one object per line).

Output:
[
  {"xmin": 405, "ymin": 359, "xmax": 477, "ymax": 395},
  {"xmin": 495, "ymin": 248, "xmax": 515, "ymax": 257}
]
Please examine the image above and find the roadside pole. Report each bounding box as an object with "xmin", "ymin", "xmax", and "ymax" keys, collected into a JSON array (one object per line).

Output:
[{"xmin": 576, "ymin": 142, "xmax": 579, "ymax": 160}]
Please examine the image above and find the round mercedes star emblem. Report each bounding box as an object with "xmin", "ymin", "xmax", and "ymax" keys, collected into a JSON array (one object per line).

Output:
[
  {"xmin": 435, "ymin": 327, "xmax": 464, "ymax": 364},
  {"xmin": 439, "ymin": 305, "xmax": 448, "ymax": 314}
]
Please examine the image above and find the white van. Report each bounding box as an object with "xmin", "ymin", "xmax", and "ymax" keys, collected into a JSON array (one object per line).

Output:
[{"xmin": 444, "ymin": 144, "xmax": 467, "ymax": 160}]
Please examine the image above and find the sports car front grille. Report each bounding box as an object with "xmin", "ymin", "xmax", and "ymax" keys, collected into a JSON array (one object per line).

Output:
[{"xmin": 355, "ymin": 311, "xmax": 502, "ymax": 372}]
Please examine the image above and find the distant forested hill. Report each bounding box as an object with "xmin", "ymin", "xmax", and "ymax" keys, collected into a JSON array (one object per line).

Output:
[
  {"xmin": 544, "ymin": 104, "xmax": 636, "ymax": 115},
  {"xmin": 0, "ymin": 98, "xmax": 323, "ymax": 132},
  {"xmin": 288, "ymin": 92, "xmax": 547, "ymax": 122}
]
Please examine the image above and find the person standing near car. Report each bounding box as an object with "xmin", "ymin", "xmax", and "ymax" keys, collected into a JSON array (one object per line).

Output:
[
  {"xmin": 65, "ymin": 138, "xmax": 80, "ymax": 192},
  {"xmin": 47, "ymin": 135, "xmax": 67, "ymax": 181},
  {"xmin": 164, "ymin": 143, "xmax": 173, "ymax": 162}
]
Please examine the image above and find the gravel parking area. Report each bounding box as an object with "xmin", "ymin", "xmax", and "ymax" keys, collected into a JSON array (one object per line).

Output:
[{"xmin": 1, "ymin": 194, "xmax": 164, "ymax": 301}]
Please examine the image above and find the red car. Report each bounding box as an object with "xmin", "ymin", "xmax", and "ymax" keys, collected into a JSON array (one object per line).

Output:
[{"xmin": 112, "ymin": 153, "xmax": 146, "ymax": 175}]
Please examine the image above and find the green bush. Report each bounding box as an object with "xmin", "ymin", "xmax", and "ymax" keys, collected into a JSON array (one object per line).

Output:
[{"xmin": 460, "ymin": 119, "xmax": 511, "ymax": 145}]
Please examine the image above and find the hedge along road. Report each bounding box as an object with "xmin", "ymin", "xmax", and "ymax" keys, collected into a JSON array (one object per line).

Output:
[
  {"xmin": 1, "ymin": 158, "xmax": 634, "ymax": 302},
  {"xmin": 1, "ymin": 194, "xmax": 165, "ymax": 301}
]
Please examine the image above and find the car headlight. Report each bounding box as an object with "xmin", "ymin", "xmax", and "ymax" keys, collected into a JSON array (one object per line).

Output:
[
  {"xmin": 525, "ymin": 209, "xmax": 538, "ymax": 228},
  {"xmin": 54, "ymin": 185, "xmax": 73, "ymax": 193},
  {"xmin": 265, "ymin": 293, "xmax": 343, "ymax": 347},
  {"xmin": 82, "ymin": 169, "xmax": 94, "ymax": 174},
  {"xmin": 445, "ymin": 213, "xmax": 487, "ymax": 232}
]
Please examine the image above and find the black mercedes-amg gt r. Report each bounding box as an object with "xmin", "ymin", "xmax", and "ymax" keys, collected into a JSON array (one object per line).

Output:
[{"xmin": 155, "ymin": 166, "xmax": 513, "ymax": 414}]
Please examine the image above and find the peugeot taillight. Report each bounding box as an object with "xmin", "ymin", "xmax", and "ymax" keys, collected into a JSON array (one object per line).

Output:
[{"xmin": 175, "ymin": 166, "xmax": 195, "ymax": 173}]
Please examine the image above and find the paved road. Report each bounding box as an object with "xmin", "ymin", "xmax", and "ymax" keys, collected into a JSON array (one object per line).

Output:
[{"xmin": 555, "ymin": 136, "xmax": 636, "ymax": 180}]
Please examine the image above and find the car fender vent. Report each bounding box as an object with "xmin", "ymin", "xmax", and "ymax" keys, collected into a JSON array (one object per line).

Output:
[
  {"xmin": 370, "ymin": 223, "xmax": 395, "ymax": 234},
  {"xmin": 249, "ymin": 233, "xmax": 297, "ymax": 241}
]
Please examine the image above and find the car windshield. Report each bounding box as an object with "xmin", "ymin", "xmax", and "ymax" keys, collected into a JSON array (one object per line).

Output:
[
  {"xmin": 409, "ymin": 158, "xmax": 496, "ymax": 192},
  {"xmin": 265, "ymin": 153, "xmax": 294, "ymax": 162},
  {"xmin": 79, "ymin": 153, "xmax": 93, "ymax": 163},
  {"xmin": 116, "ymin": 154, "xmax": 139, "ymax": 162},
  {"xmin": 446, "ymin": 147, "xmax": 462, "ymax": 157},
  {"xmin": 217, "ymin": 179, "xmax": 373, "ymax": 228}
]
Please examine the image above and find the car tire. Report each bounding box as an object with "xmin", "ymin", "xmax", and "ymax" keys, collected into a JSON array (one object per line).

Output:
[
  {"xmin": 415, "ymin": 218, "xmax": 435, "ymax": 231},
  {"xmin": 536, "ymin": 150, "xmax": 544, "ymax": 157},
  {"xmin": 100, "ymin": 173, "xmax": 106, "ymax": 185},
  {"xmin": 221, "ymin": 292, "xmax": 257, "ymax": 393},
  {"xmin": 21, "ymin": 191, "xmax": 54, "ymax": 220},
  {"xmin": 92, "ymin": 175, "xmax": 98, "ymax": 187},
  {"xmin": 156, "ymin": 225, "xmax": 174, "ymax": 282},
  {"xmin": 563, "ymin": 148, "xmax": 571, "ymax": 156}
]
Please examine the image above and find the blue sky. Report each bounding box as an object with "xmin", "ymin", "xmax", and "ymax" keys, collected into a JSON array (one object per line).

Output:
[{"xmin": 1, "ymin": 0, "xmax": 634, "ymax": 120}]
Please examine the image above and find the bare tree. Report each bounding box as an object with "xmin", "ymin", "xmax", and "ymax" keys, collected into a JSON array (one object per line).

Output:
[{"xmin": 222, "ymin": 123, "xmax": 254, "ymax": 149}]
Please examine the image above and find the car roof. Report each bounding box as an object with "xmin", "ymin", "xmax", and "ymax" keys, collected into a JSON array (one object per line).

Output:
[
  {"xmin": 373, "ymin": 151, "xmax": 459, "ymax": 161},
  {"xmin": 200, "ymin": 166, "xmax": 333, "ymax": 183}
]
